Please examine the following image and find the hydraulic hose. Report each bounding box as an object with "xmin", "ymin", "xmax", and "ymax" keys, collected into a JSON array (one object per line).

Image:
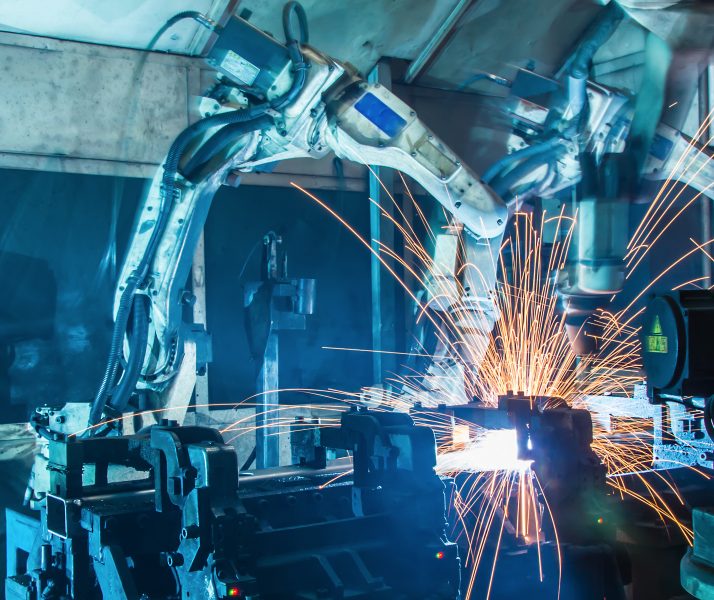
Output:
[
  {"xmin": 89, "ymin": 275, "xmax": 141, "ymax": 426},
  {"xmin": 89, "ymin": 2, "xmax": 310, "ymax": 430},
  {"xmin": 482, "ymin": 137, "xmax": 565, "ymax": 185},
  {"xmin": 183, "ymin": 116, "xmax": 272, "ymax": 181},
  {"xmin": 283, "ymin": 1, "xmax": 309, "ymax": 45},
  {"xmin": 89, "ymin": 291, "xmax": 149, "ymax": 427},
  {"xmin": 107, "ymin": 295, "xmax": 150, "ymax": 415},
  {"xmin": 490, "ymin": 145, "xmax": 567, "ymax": 201},
  {"xmin": 569, "ymin": 2, "xmax": 624, "ymax": 79}
]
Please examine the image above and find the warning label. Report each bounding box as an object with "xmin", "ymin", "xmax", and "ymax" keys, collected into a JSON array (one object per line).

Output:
[
  {"xmin": 646, "ymin": 315, "xmax": 668, "ymax": 354},
  {"xmin": 219, "ymin": 50, "xmax": 260, "ymax": 86}
]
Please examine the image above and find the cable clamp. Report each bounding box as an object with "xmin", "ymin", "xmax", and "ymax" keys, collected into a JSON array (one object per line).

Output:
[{"xmin": 291, "ymin": 60, "xmax": 309, "ymax": 73}]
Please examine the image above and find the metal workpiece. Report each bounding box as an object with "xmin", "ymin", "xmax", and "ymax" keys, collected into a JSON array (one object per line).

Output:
[
  {"xmin": 420, "ymin": 393, "xmax": 610, "ymax": 545},
  {"xmin": 652, "ymin": 401, "xmax": 714, "ymax": 471},
  {"xmin": 7, "ymin": 409, "xmax": 459, "ymax": 599}
]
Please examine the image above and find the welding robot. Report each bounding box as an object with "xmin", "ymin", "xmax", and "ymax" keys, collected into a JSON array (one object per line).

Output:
[
  {"xmin": 7, "ymin": 3, "xmax": 504, "ymax": 599},
  {"xmin": 402, "ymin": 0, "xmax": 714, "ymax": 402},
  {"xmin": 7, "ymin": 1, "xmax": 714, "ymax": 599},
  {"xmin": 87, "ymin": 1, "xmax": 714, "ymax": 431}
]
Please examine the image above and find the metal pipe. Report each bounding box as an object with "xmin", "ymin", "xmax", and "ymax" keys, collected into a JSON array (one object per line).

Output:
[
  {"xmin": 367, "ymin": 62, "xmax": 397, "ymax": 383},
  {"xmin": 239, "ymin": 460, "xmax": 353, "ymax": 485},
  {"xmin": 699, "ymin": 63, "xmax": 712, "ymax": 287},
  {"xmin": 368, "ymin": 67, "xmax": 384, "ymax": 382},
  {"xmin": 404, "ymin": 0, "xmax": 472, "ymax": 84}
]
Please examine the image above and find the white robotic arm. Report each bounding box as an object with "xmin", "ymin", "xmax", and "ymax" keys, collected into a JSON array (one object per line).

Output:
[
  {"xmin": 91, "ymin": 7, "xmax": 507, "ymax": 428},
  {"xmin": 323, "ymin": 81, "xmax": 506, "ymax": 239}
]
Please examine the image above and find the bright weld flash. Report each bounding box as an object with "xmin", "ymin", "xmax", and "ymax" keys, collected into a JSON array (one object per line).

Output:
[
  {"xmin": 439, "ymin": 428, "xmax": 532, "ymax": 472},
  {"xmin": 452, "ymin": 424, "xmax": 471, "ymax": 449}
]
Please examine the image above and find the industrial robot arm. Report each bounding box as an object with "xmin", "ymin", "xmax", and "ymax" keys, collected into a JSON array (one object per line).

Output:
[{"xmin": 89, "ymin": 3, "xmax": 507, "ymax": 428}]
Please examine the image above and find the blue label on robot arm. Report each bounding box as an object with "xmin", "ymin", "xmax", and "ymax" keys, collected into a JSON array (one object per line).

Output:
[{"xmin": 354, "ymin": 93, "xmax": 407, "ymax": 138}]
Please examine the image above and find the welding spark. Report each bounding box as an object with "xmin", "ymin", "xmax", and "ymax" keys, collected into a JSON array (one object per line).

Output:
[
  {"xmin": 79, "ymin": 132, "xmax": 714, "ymax": 599},
  {"xmin": 626, "ymin": 106, "xmax": 714, "ymax": 275},
  {"xmin": 290, "ymin": 159, "xmax": 714, "ymax": 596}
]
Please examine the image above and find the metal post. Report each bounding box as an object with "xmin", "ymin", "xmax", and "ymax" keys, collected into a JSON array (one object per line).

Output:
[
  {"xmin": 192, "ymin": 231, "xmax": 210, "ymax": 415},
  {"xmin": 699, "ymin": 62, "xmax": 712, "ymax": 288},
  {"xmin": 256, "ymin": 332, "xmax": 281, "ymax": 469},
  {"xmin": 401, "ymin": 183, "xmax": 417, "ymax": 349},
  {"xmin": 368, "ymin": 62, "xmax": 397, "ymax": 383}
]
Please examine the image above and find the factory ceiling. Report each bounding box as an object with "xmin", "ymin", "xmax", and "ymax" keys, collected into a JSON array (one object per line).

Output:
[
  {"xmin": 0, "ymin": 0, "xmax": 231, "ymax": 54},
  {"xmin": 0, "ymin": 0, "xmax": 616, "ymax": 90},
  {"xmin": 0, "ymin": 0, "xmax": 711, "ymax": 92}
]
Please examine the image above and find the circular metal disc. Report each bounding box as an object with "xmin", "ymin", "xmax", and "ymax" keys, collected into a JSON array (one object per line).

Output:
[{"xmin": 641, "ymin": 295, "xmax": 685, "ymax": 390}]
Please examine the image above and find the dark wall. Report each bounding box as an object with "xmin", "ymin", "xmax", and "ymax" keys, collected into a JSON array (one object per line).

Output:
[
  {"xmin": 0, "ymin": 169, "xmax": 143, "ymax": 421},
  {"xmin": 0, "ymin": 169, "xmax": 376, "ymax": 421}
]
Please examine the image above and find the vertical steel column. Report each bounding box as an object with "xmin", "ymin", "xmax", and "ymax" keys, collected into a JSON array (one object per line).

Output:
[
  {"xmin": 256, "ymin": 332, "xmax": 280, "ymax": 469},
  {"xmin": 401, "ymin": 185, "xmax": 417, "ymax": 347},
  {"xmin": 367, "ymin": 61, "xmax": 396, "ymax": 383},
  {"xmin": 699, "ymin": 63, "xmax": 713, "ymax": 288},
  {"xmin": 192, "ymin": 231, "xmax": 210, "ymax": 416}
]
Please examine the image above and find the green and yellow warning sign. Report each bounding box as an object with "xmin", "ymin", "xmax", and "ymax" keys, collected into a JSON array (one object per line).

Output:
[{"xmin": 646, "ymin": 315, "xmax": 668, "ymax": 354}]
